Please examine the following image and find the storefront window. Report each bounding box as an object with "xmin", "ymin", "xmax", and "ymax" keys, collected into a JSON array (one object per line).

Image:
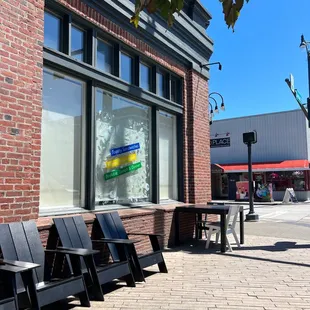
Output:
[
  {"xmin": 71, "ymin": 25, "xmax": 84, "ymax": 61},
  {"xmin": 44, "ymin": 11, "xmax": 61, "ymax": 51},
  {"xmin": 266, "ymin": 171, "xmax": 305, "ymax": 191},
  {"xmin": 159, "ymin": 111, "xmax": 177, "ymax": 200},
  {"xmin": 95, "ymin": 89, "xmax": 151, "ymax": 204},
  {"xmin": 40, "ymin": 68, "xmax": 84, "ymax": 208}
]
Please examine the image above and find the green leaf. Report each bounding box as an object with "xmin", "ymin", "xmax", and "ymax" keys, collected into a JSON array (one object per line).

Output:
[{"xmin": 130, "ymin": 14, "xmax": 140, "ymax": 28}]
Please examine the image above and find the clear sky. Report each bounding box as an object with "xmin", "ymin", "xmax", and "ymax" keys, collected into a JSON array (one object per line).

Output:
[{"xmin": 201, "ymin": 0, "xmax": 310, "ymax": 120}]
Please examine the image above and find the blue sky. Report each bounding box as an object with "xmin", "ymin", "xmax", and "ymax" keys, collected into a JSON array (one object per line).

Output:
[{"xmin": 201, "ymin": 0, "xmax": 310, "ymax": 120}]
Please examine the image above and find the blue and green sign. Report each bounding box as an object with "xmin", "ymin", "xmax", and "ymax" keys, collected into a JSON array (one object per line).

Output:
[{"xmin": 104, "ymin": 162, "xmax": 142, "ymax": 180}]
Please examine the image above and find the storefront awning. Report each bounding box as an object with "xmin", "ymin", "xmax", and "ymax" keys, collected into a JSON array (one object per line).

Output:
[
  {"xmin": 211, "ymin": 163, "xmax": 224, "ymax": 173},
  {"xmin": 216, "ymin": 160, "xmax": 310, "ymax": 173}
]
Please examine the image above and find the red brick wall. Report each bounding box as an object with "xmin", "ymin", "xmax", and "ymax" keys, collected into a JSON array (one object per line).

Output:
[
  {"xmin": 38, "ymin": 206, "xmax": 197, "ymax": 252},
  {"xmin": 0, "ymin": 0, "xmax": 44, "ymax": 223},
  {"xmin": 0, "ymin": 0, "xmax": 211, "ymax": 224},
  {"xmin": 184, "ymin": 70, "xmax": 211, "ymax": 203}
]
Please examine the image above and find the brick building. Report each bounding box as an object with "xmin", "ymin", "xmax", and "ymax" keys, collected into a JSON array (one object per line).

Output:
[{"xmin": 0, "ymin": 0, "xmax": 213, "ymax": 247}]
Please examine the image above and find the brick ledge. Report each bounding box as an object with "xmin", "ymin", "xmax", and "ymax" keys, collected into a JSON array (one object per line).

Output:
[{"xmin": 36, "ymin": 203, "xmax": 194, "ymax": 230}]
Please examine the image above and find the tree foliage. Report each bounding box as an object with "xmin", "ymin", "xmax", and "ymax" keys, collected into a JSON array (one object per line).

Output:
[{"xmin": 130, "ymin": 0, "xmax": 249, "ymax": 31}]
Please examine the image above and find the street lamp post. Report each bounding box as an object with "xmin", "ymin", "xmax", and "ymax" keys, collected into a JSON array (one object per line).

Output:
[{"xmin": 300, "ymin": 34, "xmax": 310, "ymax": 127}]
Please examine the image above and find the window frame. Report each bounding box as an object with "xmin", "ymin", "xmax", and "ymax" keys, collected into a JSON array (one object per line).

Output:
[
  {"xmin": 70, "ymin": 23, "xmax": 87, "ymax": 62},
  {"xmin": 42, "ymin": 4, "xmax": 184, "ymax": 214},
  {"xmin": 44, "ymin": 9, "xmax": 63, "ymax": 52},
  {"xmin": 120, "ymin": 50, "xmax": 134, "ymax": 84},
  {"xmin": 140, "ymin": 61, "xmax": 152, "ymax": 92},
  {"xmin": 95, "ymin": 37, "xmax": 114, "ymax": 74}
]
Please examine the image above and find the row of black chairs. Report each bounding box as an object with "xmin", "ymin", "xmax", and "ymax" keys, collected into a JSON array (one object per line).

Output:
[{"xmin": 0, "ymin": 211, "xmax": 168, "ymax": 309}]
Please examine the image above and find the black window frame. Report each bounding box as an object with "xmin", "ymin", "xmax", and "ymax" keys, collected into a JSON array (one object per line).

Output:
[
  {"xmin": 139, "ymin": 61, "xmax": 152, "ymax": 92},
  {"xmin": 42, "ymin": 4, "xmax": 184, "ymax": 214},
  {"xmin": 120, "ymin": 50, "xmax": 134, "ymax": 84},
  {"xmin": 70, "ymin": 23, "xmax": 87, "ymax": 63},
  {"xmin": 95, "ymin": 37, "xmax": 114, "ymax": 74},
  {"xmin": 44, "ymin": 9, "xmax": 63, "ymax": 52}
]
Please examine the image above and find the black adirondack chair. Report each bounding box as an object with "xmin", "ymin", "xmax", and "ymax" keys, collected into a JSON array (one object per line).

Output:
[
  {"xmin": 52, "ymin": 216, "xmax": 135, "ymax": 301},
  {"xmin": 0, "ymin": 260, "xmax": 39, "ymax": 310},
  {"xmin": 94, "ymin": 212, "xmax": 168, "ymax": 281},
  {"xmin": 0, "ymin": 221, "xmax": 90, "ymax": 309}
]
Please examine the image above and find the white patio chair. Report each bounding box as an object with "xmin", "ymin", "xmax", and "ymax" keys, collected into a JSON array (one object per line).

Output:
[{"xmin": 204, "ymin": 205, "xmax": 241, "ymax": 251}]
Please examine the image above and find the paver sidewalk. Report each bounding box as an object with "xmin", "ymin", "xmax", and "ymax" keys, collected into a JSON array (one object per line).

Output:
[{"xmin": 72, "ymin": 235, "xmax": 310, "ymax": 310}]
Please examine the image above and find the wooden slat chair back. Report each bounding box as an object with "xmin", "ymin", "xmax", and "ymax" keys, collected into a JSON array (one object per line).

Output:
[
  {"xmin": 53, "ymin": 216, "xmax": 136, "ymax": 301},
  {"xmin": 95, "ymin": 212, "xmax": 168, "ymax": 280},
  {"xmin": 94, "ymin": 212, "xmax": 128, "ymax": 262},
  {"xmin": 53, "ymin": 216, "xmax": 93, "ymax": 250},
  {"xmin": 0, "ymin": 221, "xmax": 91, "ymax": 309},
  {"xmin": 0, "ymin": 221, "xmax": 46, "ymax": 288}
]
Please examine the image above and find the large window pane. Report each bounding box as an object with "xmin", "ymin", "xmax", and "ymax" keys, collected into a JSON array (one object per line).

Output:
[
  {"xmin": 159, "ymin": 111, "xmax": 178, "ymax": 200},
  {"xmin": 40, "ymin": 68, "xmax": 84, "ymax": 208},
  {"xmin": 140, "ymin": 63, "xmax": 151, "ymax": 91},
  {"xmin": 95, "ymin": 90, "xmax": 151, "ymax": 204},
  {"xmin": 71, "ymin": 26, "xmax": 84, "ymax": 61},
  {"xmin": 157, "ymin": 72, "xmax": 165, "ymax": 97},
  {"xmin": 44, "ymin": 11, "xmax": 61, "ymax": 51},
  {"xmin": 120, "ymin": 53, "xmax": 133, "ymax": 83},
  {"xmin": 96, "ymin": 39, "xmax": 112, "ymax": 73}
]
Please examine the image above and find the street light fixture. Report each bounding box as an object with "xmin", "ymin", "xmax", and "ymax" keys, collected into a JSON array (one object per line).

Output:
[
  {"xmin": 200, "ymin": 62, "xmax": 222, "ymax": 71},
  {"xmin": 299, "ymin": 34, "xmax": 310, "ymax": 127},
  {"xmin": 210, "ymin": 92, "xmax": 225, "ymax": 111}
]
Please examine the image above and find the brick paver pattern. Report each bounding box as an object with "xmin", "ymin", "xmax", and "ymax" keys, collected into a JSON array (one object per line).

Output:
[{"xmin": 73, "ymin": 235, "xmax": 310, "ymax": 310}]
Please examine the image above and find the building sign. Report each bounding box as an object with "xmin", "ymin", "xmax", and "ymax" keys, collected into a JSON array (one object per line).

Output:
[{"xmin": 210, "ymin": 137, "xmax": 230, "ymax": 148}]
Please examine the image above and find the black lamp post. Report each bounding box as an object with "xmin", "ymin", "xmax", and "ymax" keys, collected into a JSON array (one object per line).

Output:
[
  {"xmin": 300, "ymin": 34, "xmax": 310, "ymax": 127},
  {"xmin": 243, "ymin": 131, "xmax": 259, "ymax": 222}
]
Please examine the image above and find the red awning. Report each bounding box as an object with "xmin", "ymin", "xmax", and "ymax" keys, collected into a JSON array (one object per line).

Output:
[{"xmin": 218, "ymin": 160, "xmax": 310, "ymax": 173}]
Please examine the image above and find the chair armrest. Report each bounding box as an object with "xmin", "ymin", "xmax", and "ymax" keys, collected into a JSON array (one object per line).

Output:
[
  {"xmin": 45, "ymin": 247, "xmax": 99, "ymax": 257},
  {"xmin": 0, "ymin": 260, "xmax": 40, "ymax": 274},
  {"xmin": 1, "ymin": 259, "xmax": 40, "ymax": 270},
  {"xmin": 127, "ymin": 232, "xmax": 164, "ymax": 237},
  {"xmin": 93, "ymin": 238, "xmax": 136, "ymax": 244}
]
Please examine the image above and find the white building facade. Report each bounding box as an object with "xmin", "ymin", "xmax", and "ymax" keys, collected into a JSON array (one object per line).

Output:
[{"xmin": 211, "ymin": 109, "xmax": 310, "ymax": 201}]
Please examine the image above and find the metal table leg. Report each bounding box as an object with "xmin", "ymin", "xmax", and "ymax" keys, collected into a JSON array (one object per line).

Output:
[
  {"xmin": 240, "ymin": 209, "xmax": 244, "ymax": 244},
  {"xmin": 220, "ymin": 213, "xmax": 226, "ymax": 253}
]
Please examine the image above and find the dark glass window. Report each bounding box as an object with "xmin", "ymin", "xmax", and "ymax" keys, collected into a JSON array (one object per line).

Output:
[
  {"xmin": 157, "ymin": 72, "xmax": 165, "ymax": 97},
  {"xmin": 140, "ymin": 63, "xmax": 151, "ymax": 91},
  {"xmin": 120, "ymin": 53, "xmax": 133, "ymax": 83},
  {"xmin": 44, "ymin": 11, "xmax": 61, "ymax": 51},
  {"xmin": 96, "ymin": 39, "xmax": 112, "ymax": 73},
  {"xmin": 171, "ymin": 77, "xmax": 178, "ymax": 103},
  {"xmin": 71, "ymin": 26, "xmax": 84, "ymax": 61}
]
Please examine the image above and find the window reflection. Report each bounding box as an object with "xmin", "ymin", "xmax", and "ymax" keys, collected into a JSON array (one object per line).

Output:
[
  {"xmin": 120, "ymin": 53, "xmax": 132, "ymax": 83},
  {"xmin": 71, "ymin": 26, "xmax": 84, "ymax": 61},
  {"xmin": 41, "ymin": 68, "xmax": 84, "ymax": 208},
  {"xmin": 44, "ymin": 11, "xmax": 61, "ymax": 51},
  {"xmin": 97, "ymin": 39, "xmax": 112, "ymax": 73},
  {"xmin": 140, "ymin": 63, "xmax": 151, "ymax": 91},
  {"xmin": 157, "ymin": 72, "xmax": 165, "ymax": 97},
  {"xmin": 159, "ymin": 111, "xmax": 177, "ymax": 200},
  {"xmin": 171, "ymin": 77, "xmax": 178, "ymax": 102}
]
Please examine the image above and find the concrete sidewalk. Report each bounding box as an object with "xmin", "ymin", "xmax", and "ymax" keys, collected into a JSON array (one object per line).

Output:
[{"xmin": 71, "ymin": 235, "xmax": 310, "ymax": 310}]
